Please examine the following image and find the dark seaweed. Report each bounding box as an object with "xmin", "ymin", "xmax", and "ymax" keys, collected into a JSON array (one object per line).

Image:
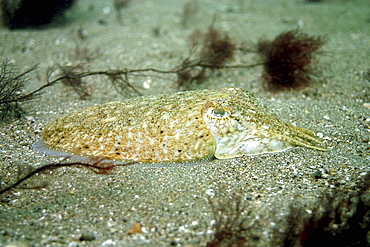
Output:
[
  {"xmin": 70, "ymin": 42, "xmax": 102, "ymax": 63},
  {"xmin": 0, "ymin": 158, "xmax": 136, "ymax": 195},
  {"xmin": 0, "ymin": 0, "xmax": 76, "ymax": 29},
  {"xmin": 51, "ymin": 63, "xmax": 92, "ymax": 100},
  {"xmin": 176, "ymin": 27, "xmax": 236, "ymax": 89},
  {"xmin": 258, "ymin": 29, "xmax": 325, "ymax": 91},
  {"xmin": 206, "ymin": 193, "xmax": 254, "ymax": 247},
  {"xmin": 0, "ymin": 60, "xmax": 38, "ymax": 119},
  {"xmin": 200, "ymin": 28, "xmax": 236, "ymax": 67},
  {"xmin": 280, "ymin": 172, "xmax": 370, "ymax": 247}
]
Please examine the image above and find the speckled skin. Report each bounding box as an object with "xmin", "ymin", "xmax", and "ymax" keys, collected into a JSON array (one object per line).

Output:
[
  {"xmin": 42, "ymin": 89, "xmax": 228, "ymax": 163},
  {"xmin": 41, "ymin": 88, "xmax": 326, "ymax": 164}
]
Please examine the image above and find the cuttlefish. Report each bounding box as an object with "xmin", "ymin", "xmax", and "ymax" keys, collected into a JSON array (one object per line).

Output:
[{"xmin": 34, "ymin": 88, "xmax": 327, "ymax": 165}]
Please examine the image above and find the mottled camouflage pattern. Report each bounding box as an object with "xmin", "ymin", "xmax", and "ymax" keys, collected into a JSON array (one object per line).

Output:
[{"xmin": 41, "ymin": 88, "xmax": 326, "ymax": 164}]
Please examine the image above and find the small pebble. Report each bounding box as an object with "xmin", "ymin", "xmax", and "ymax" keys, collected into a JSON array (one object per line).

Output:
[
  {"xmin": 128, "ymin": 222, "xmax": 143, "ymax": 234},
  {"xmin": 312, "ymin": 170, "xmax": 323, "ymax": 179},
  {"xmin": 79, "ymin": 232, "xmax": 96, "ymax": 241},
  {"xmin": 4, "ymin": 241, "xmax": 29, "ymax": 247},
  {"xmin": 363, "ymin": 103, "xmax": 370, "ymax": 109},
  {"xmin": 205, "ymin": 189, "xmax": 215, "ymax": 197}
]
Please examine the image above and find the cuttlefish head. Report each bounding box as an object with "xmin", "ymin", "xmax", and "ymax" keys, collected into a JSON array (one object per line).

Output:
[{"xmin": 202, "ymin": 88, "xmax": 327, "ymax": 159}]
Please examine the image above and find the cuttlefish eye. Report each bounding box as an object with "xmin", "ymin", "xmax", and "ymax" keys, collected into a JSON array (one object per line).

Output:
[{"xmin": 210, "ymin": 108, "xmax": 230, "ymax": 118}]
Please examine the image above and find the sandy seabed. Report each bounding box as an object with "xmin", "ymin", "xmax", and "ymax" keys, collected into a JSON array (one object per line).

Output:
[{"xmin": 0, "ymin": 0, "xmax": 369, "ymax": 246}]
